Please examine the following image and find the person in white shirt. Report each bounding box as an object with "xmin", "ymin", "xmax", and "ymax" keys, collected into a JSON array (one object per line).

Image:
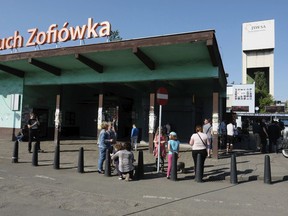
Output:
[
  {"xmin": 189, "ymin": 125, "xmax": 210, "ymax": 181},
  {"xmin": 226, "ymin": 121, "xmax": 235, "ymax": 153}
]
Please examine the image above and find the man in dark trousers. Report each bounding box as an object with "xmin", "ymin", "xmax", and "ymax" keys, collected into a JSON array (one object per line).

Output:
[
  {"xmin": 268, "ymin": 120, "xmax": 281, "ymax": 153},
  {"xmin": 27, "ymin": 112, "xmax": 41, "ymax": 153},
  {"xmin": 131, "ymin": 124, "xmax": 139, "ymax": 151}
]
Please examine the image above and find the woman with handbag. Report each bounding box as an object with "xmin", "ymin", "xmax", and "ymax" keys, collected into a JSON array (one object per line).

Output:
[{"xmin": 189, "ymin": 125, "xmax": 209, "ymax": 181}]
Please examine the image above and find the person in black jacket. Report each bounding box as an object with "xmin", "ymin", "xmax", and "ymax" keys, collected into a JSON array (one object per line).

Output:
[
  {"xmin": 27, "ymin": 112, "xmax": 41, "ymax": 153},
  {"xmin": 268, "ymin": 121, "xmax": 281, "ymax": 153},
  {"xmin": 259, "ymin": 119, "xmax": 268, "ymax": 154}
]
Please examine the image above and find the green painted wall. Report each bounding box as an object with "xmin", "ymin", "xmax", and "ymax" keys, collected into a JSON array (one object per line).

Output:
[
  {"xmin": 22, "ymin": 85, "xmax": 59, "ymax": 127},
  {"xmin": 0, "ymin": 74, "xmax": 23, "ymax": 128}
]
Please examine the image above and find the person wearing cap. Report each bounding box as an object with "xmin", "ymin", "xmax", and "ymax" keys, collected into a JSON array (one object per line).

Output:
[{"xmin": 166, "ymin": 131, "xmax": 180, "ymax": 179}]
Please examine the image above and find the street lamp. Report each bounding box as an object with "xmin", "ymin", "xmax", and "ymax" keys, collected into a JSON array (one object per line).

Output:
[{"xmin": 255, "ymin": 106, "xmax": 259, "ymax": 114}]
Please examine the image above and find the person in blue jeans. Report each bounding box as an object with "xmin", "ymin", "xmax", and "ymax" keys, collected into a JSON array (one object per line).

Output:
[
  {"xmin": 131, "ymin": 124, "xmax": 139, "ymax": 151},
  {"xmin": 97, "ymin": 121, "xmax": 113, "ymax": 174}
]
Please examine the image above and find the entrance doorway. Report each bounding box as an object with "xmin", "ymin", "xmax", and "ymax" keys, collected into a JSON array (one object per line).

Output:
[{"xmin": 33, "ymin": 108, "xmax": 49, "ymax": 138}]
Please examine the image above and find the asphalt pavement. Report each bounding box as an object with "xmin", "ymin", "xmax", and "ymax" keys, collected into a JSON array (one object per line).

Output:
[
  {"xmin": 1, "ymin": 138, "xmax": 288, "ymax": 216},
  {"xmin": 1, "ymin": 138, "xmax": 288, "ymax": 183}
]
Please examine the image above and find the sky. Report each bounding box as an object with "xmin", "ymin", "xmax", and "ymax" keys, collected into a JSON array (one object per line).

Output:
[{"xmin": 1, "ymin": 0, "xmax": 288, "ymax": 101}]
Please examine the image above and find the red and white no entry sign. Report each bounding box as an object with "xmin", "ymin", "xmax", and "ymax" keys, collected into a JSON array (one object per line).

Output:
[{"xmin": 156, "ymin": 87, "xmax": 168, "ymax": 105}]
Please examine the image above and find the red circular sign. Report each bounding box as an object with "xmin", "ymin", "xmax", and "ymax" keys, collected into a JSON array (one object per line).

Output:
[{"xmin": 156, "ymin": 87, "xmax": 168, "ymax": 105}]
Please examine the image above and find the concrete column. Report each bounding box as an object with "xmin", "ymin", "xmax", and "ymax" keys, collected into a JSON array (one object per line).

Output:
[
  {"xmin": 149, "ymin": 93, "xmax": 155, "ymax": 153},
  {"xmin": 54, "ymin": 94, "xmax": 61, "ymax": 146},
  {"xmin": 212, "ymin": 92, "xmax": 219, "ymax": 159},
  {"xmin": 53, "ymin": 94, "xmax": 61, "ymax": 169},
  {"xmin": 97, "ymin": 94, "xmax": 103, "ymax": 138}
]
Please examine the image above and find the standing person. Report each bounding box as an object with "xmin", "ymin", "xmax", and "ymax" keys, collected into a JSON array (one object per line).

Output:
[
  {"xmin": 153, "ymin": 127, "xmax": 167, "ymax": 172},
  {"xmin": 166, "ymin": 131, "xmax": 180, "ymax": 179},
  {"xmin": 189, "ymin": 125, "xmax": 209, "ymax": 181},
  {"xmin": 259, "ymin": 119, "xmax": 269, "ymax": 154},
  {"xmin": 97, "ymin": 121, "xmax": 113, "ymax": 174},
  {"xmin": 164, "ymin": 123, "xmax": 171, "ymax": 138},
  {"xmin": 108, "ymin": 123, "xmax": 117, "ymax": 152},
  {"xmin": 252, "ymin": 119, "xmax": 262, "ymax": 151},
  {"xmin": 112, "ymin": 117, "xmax": 118, "ymax": 132},
  {"xmin": 130, "ymin": 124, "xmax": 139, "ymax": 151},
  {"xmin": 111, "ymin": 142, "xmax": 135, "ymax": 181},
  {"xmin": 267, "ymin": 121, "xmax": 281, "ymax": 153},
  {"xmin": 219, "ymin": 119, "xmax": 227, "ymax": 149},
  {"xmin": 203, "ymin": 118, "xmax": 212, "ymax": 158},
  {"xmin": 278, "ymin": 119, "xmax": 285, "ymax": 137},
  {"xmin": 27, "ymin": 112, "xmax": 41, "ymax": 153},
  {"xmin": 226, "ymin": 120, "xmax": 235, "ymax": 153}
]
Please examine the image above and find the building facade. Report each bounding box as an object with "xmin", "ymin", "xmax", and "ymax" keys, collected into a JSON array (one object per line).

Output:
[
  {"xmin": 226, "ymin": 83, "xmax": 255, "ymax": 113},
  {"xmin": 0, "ymin": 26, "xmax": 227, "ymax": 153},
  {"xmin": 242, "ymin": 19, "xmax": 275, "ymax": 96}
]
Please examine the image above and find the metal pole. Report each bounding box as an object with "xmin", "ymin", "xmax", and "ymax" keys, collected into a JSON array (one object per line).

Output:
[
  {"xmin": 104, "ymin": 149, "xmax": 111, "ymax": 177},
  {"xmin": 12, "ymin": 140, "xmax": 19, "ymax": 163},
  {"xmin": 157, "ymin": 105, "xmax": 162, "ymax": 173},
  {"xmin": 195, "ymin": 153, "xmax": 203, "ymax": 182},
  {"xmin": 32, "ymin": 143, "xmax": 38, "ymax": 166},
  {"xmin": 53, "ymin": 144, "xmax": 60, "ymax": 169},
  {"xmin": 138, "ymin": 150, "xmax": 144, "ymax": 178},
  {"xmin": 78, "ymin": 147, "xmax": 84, "ymax": 173},
  {"xmin": 171, "ymin": 152, "xmax": 177, "ymax": 181},
  {"xmin": 230, "ymin": 153, "xmax": 238, "ymax": 184},
  {"xmin": 264, "ymin": 155, "xmax": 271, "ymax": 184}
]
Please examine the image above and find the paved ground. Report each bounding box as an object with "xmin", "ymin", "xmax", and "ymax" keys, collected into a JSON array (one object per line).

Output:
[
  {"xmin": 1, "ymin": 138, "xmax": 288, "ymax": 216},
  {"xmin": 1, "ymin": 138, "xmax": 288, "ymax": 183}
]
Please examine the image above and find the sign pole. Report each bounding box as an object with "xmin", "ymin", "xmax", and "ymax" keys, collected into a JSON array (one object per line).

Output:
[
  {"xmin": 156, "ymin": 87, "xmax": 168, "ymax": 173},
  {"xmin": 157, "ymin": 105, "xmax": 162, "ymax": 173}
]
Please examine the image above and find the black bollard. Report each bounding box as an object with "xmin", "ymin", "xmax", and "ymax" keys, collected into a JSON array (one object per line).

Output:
[
  {"xmin": 12, "ymin": 140, "xmax": 19, "ymax": 163},
  {"xmin": 230, "ymin": 153, "xmax": 238, "ymax": 184},
  {"xmin": 171, "ymin": 152, "xmax": 178, "ymax": 181},
  {"xmin": 32, "ymin": 143, "xmax": 38, "ymax": 166},
  {"xmin": 78, "ymin": 147, "xmax": 84, "ymax": 173},
  {"xmin": 53, "ymin": 144, "xmax": 60, "ymax": 169},
  {"xmin": 137, "ymin": 150, "xmax": 144, "ymax": 179},
  {"xmin": 264, "ymin": 155, "xmax": 271, "ymax": 184},
  {"xmin": 195, "ymin": 153, "xmax": 203, "ymax": 182},
  {"xmin": 104, "ymin": 149, "xmax": 111, "ymax": 177}
]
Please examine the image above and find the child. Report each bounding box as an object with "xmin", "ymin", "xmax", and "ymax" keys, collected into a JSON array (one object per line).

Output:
[
  {"xmin": 166, "ymin": 132, "xmax": 180, "ymax": 179},
  {"xmin": 153, "ymin": 127, "xmax": 167, "ymax": 172}
]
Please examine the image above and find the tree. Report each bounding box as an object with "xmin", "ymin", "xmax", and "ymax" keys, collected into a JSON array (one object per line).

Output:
[
  {"xmin": 108, "ymin": 30, "xmax": 122, "ymax": 42},
  {"xmin": 254, "ymin": 71, "xmax": 274, "ymax": 113}
]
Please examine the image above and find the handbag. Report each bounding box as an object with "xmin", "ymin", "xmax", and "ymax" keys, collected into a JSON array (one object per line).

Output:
[{"xmin": 197, "ymin": 133, "xmax": 207, "ymax": 146}]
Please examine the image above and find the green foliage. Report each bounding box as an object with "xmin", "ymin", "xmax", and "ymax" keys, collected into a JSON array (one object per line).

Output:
[
  {"xmin": 108, "ymin": 30, "xmax": 123, "ymax": 42},
  {"xmin": 254, "ymin": 71, "xmax": 273, "ymax": 113},
  {"xmin": 259, "ymin": 94, "xmax": 274, "ymax": 113}
]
